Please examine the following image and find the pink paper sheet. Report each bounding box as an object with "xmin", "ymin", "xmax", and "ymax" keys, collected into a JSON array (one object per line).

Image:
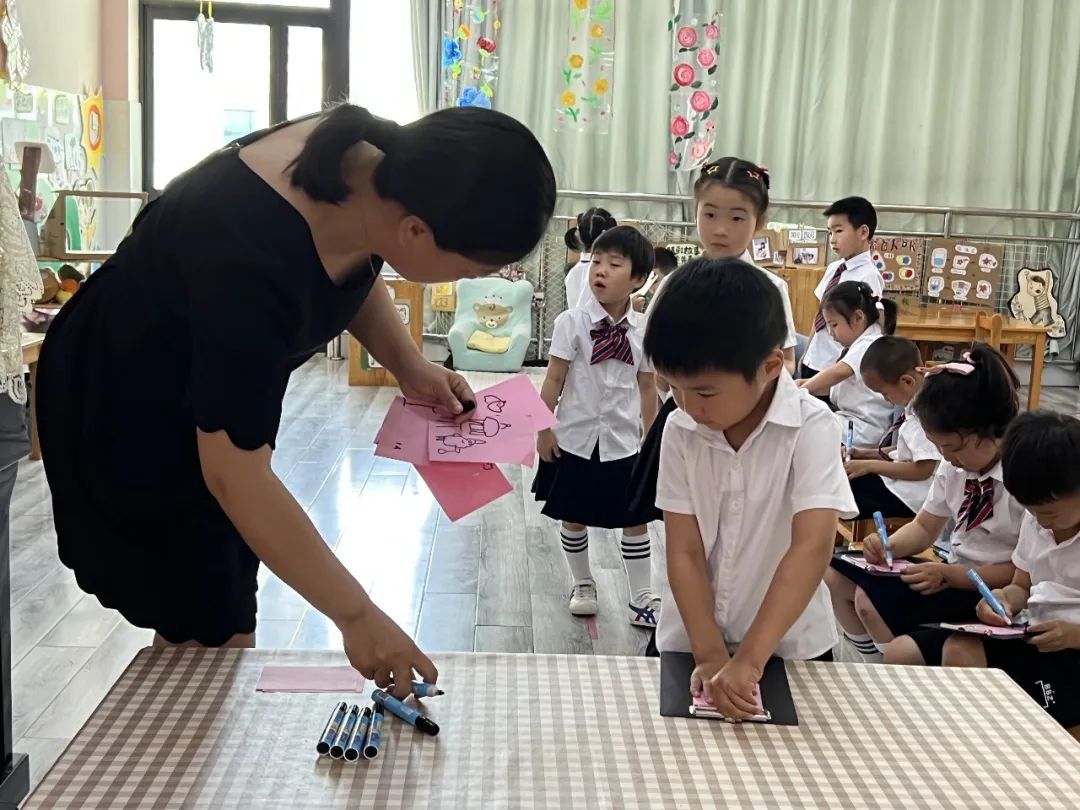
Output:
[
  {"xmin": 374, "ymin": 397, "xmax": 443, "ymax": 465},
  {"xmin": 415, "ymin": 461, "xmax": 513, "ymax": 521},
  {"xmin": 428, "ymin": 421, "xmax": 538, "ymax": 464},
  {"xmin": 839, "ymin": 555, "xmax": 915, "ymax": 575},
  {"xmin": 255, "ymin": 666, "xmax": 364, "ymax": 693},
  {"xmin": 471, "ymin": 375, "xmax": 557, "ymax": 432},
  {"xmin": 939, "ymin": 623, "xmax": 1029, "ymax": 638}
]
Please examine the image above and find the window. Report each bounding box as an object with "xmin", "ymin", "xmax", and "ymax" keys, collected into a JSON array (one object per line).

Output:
[
  {"xmin": 141, "ymin": 0, "xmax": 348, "ymax": 191},
  {"xmin": 348, "ymin": 0, "xmax": 419, "ymax": 123}
]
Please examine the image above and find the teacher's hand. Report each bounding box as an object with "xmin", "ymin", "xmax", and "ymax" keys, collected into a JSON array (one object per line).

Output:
[
  {"xmin": 397, "ymin": 356, "xmax": 477, "ymax": 416},
  {"xmin": 339, "ymin": 603, "xmax": 438, "ymax": 699}
]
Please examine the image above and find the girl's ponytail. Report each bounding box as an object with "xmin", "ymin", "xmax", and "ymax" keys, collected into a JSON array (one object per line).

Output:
[
  {"xmin": 822, "ymin": 280, "xmax": 895, "ymax": 334},
  {"xmin": 289, "ymin": 104, "xmax": 403, "ymax": 204},
  {"xmin": 913, "ymin": 342, "xmax": 1019, "ymax": 438},
  {"xmin": 576, "ymin": 207, "xmax": 617, "ymax": 251}
]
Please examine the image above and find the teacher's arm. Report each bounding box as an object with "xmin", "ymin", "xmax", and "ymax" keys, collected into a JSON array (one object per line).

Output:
[{"xmin": 197, "ymin": 429, "xmax": 433, "ymax": 697}]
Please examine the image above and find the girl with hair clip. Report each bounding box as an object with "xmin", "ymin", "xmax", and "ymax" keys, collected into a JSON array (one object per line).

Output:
[
  {"xmin": 627, "ymin": 157, "xmax": 799, "ymax": 529},
  {"xmin": 825, "ymin": 343, "xmax": 1025, "ymax": 664},
  {"xmin": 798, "ymin": 280, "xmax": 898, "ymax": 448},
  {"xmin": 36, "ymin": 103, "xmax": 556, "ymax": 694},
  {"xmin": 564, "ymin": 207, "xmax": 617, "ymax": 310}
]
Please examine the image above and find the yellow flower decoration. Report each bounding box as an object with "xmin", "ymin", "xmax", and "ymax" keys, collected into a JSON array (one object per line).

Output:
[
  {"xmin": 574, "ymin": 0, "xmax": 588, "ymax": 9},
  {"xmin": 560, "ymin": 90, "xmax": 577, "ymax": 108},
  {"xmin": 494, "ymin": 19, "xmax": 501, "ymax": 30},
  {"xmin": 591, "ymin": 24, "xmax": 604, "ymax": 38},
  {"xmin": 594, "ymin": 78, "xmax": 609, "ymax": 95},
  {"xmin": 458, "ymin": 24, "xmax": 471, "ymax": 38},
  {"xmin": 569, "ymin": 54, "xmax": 584, "ymax": 69}
]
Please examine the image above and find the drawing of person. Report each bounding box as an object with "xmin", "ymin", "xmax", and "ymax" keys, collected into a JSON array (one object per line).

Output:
[{"xmin": 1009, "ymin": 268, "xmax": 1067, "ymax": 339}]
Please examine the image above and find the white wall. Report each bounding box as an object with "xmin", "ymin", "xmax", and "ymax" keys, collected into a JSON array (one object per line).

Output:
[{"xmin": 18, "ymin": 0, "xmax": 103, "ymax": 96}]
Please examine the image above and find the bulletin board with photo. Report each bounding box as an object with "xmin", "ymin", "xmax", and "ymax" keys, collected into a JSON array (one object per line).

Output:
[
  {"xmin": 921, "ymin": 238, "xmax": 1004, "ymax": 306},
  {"xmin": 784, "ymin": 227, "xmax": 826, "ymax": 269},
  {"xmin": 870, "ymin": 236, "xmax": 924, "ymax": 293}
]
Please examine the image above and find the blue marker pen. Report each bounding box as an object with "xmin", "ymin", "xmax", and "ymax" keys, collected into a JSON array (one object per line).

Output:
[
  {"xmin": 372, "ymin": 689, "xmax": 441, "ymax": 736},
  {"xmin": 411, "ymin": 681, "xmax": 445, "ymax": 698},
  {"xmin": 845, "ymin": 420, "xmax": 854, "ymax": 455},
  {"xmin": 345, "ymin": 706, "xmax": 372, "ymax": 762},
  {"xmin": 968, "ymin": 569, "xmax": 1013, "ymax": 625},
  {"xmin": 330, "ymin": 704, "xmax": 360, "ymax": 760},
  {"xmin": 363, "ymin": 704, "xmax": 385, "ymax": 760},
  {"xmin": 316, "ymin": 701, "xmax": 348, "ymax": 756},
  {"xmin": 873, "ymin": 511, "xmax": 893, "ymax": 569}
]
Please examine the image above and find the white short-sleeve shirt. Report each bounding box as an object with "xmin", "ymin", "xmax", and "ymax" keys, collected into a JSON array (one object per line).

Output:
[
  {"xmin": 922, "ymin": 461, "xmax": 1024, "ymax": 566},
  {"xmin": 654, "ymin": 372, "xmax": 856, "ymax": 659},
  {"xmin": 1013, "ymin": 512, "xmax": 1080, "ymax": 625},
  {"xmin": 882, "ymin": 405, "xmax": 941, "ymax": 512},
  {"xmin": 563, "ymin": 253, "xmax": 592, "ymax": 311},
  {"xmin": 830, "ymin": 323, "xmax": 894, "ymax": 447},
  {"xmin": 804, "ymin": 250, "xmax": 884, "ymax": 370},
  {"xmin": 549, "ymin": 297, "xmax": 651, "ymax": 462}
]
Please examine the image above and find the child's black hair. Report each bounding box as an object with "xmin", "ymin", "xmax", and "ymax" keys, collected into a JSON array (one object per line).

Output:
[
  {"xmin": 290, "ymin": 104, "xmax": 555, "ymax": 265},
  {"xmin": 912, "ymin": 343, "xmax": 1019, "ymax": 439},
  {"xmin": 653, "ymin": 247, "xmax": 679, "ymax": 276},
  {"xmin": 564, "ymin": 207, "xmax": 617, "ymax": 253},
  {"xmin": 823, "ymin": 196, "xmax": 878, "ymax": 238},
  {"xmin": 1002, "ymin": 411, "xmax": 1080, "ymax": 506},
  {"xmin": 693, "ymin": 156, "xmax": 770, "ymax": 217},
  {"xmin": 644, "ymin": 258, "xmax": 786, "ymax": 381},
  {"xmin": 591, "ymin": 226, "xmax": 655, "ymax": 281},
  {"xmin": 860, "ymin": 336, "xmax": 922, "ymax": 383},
  {"xmin": 822, "ymin": 280, "xmax": 897, "ymax": 336}
]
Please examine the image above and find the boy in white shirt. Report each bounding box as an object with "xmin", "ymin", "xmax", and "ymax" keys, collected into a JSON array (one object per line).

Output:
[
  {"xmin": 645, "ymin": 258, "xmax": 855, "ymax": 720},
  {"xmin": 801, "ymin": 196, "xmax": 884, "ymax": 382},
  {"xmin": 942, "ymin": 412, "xmax": 1080, "ymax": 734}
]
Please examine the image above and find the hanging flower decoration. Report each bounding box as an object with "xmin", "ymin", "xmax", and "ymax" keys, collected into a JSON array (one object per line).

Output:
[
  {"xmin": 673, "ymin": 63, "xmax": 696, "ymax": 87},
  {"xmin": 458, "ymin": 23, "xmax": 471, "ymax": 39},
  {"xmin": 561, "ymin": 90, "xmax": 577, "ymax": 108},
  {"xmin": 667, "ymin": 10, "xmax": 722, "ymax": 172},
  {"xmin": 477, "ymin": 36, "xmax": 496, "ymax": 53},
  {"xmin": 705, "ymin": 22, "xmax": 720, "ymax": 39},
  {"xmin": 442, "ymin": 36, "xmax": 463, "ymax": 67},
  {"xmin": 676, "ymin": 26, "xmax": 698, "ymax": 48},
  {"xmin": 593, "ymin": 77, "xmax": 609, "ymax": 95},
  {"xmin": 442, "ymin": 1, "xmax": 501, "ymax": 110},
  {"xmin": 557, "ymin": 0, "xmax": 614, "ymax": 132},
  {"xmin": 458, "ymin": 86, "xmax": 492, "ymax": 108},
  {"xmin": 569, "ymin": 53, "xmax": 584, "ymax": 68},
  {"xmin": 670, "ymin": 115, "xmax": 690, "ymax": 137},
  {"xmin": 669, "ymin": 151, "xmax": 680, "ymax": 167},
  {"xmin": 689, "ymin": 90, "xmax": 711, "ymax": 112},
  {"xmin": 690, "ymin": 139, "xmax": 710, "ymax": 160},
  {"xmin": 591, "ymin": 23, "xmax": 604, "ymax": 38},
  {"xmin": 696, "ymin": 47, "xmax": 716, "ymax": 68},
  {"xmin": 574, "ymin": 0, "xmax": 588, "ymax": 7}
]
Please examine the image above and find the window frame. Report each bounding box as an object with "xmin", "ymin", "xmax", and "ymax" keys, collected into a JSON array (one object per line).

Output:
[{"xmin": 139, "ymin": 0, "xmax": 350, "ymax": 193}]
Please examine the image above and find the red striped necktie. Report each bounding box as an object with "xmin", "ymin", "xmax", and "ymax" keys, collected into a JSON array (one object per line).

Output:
[
  {"xmin": 877, "ymin": 411, "xmax": 906, "ymax": 460},
  {"xmin": 813, "ymin": 261, "xmax": 848, "ymax": 333},
  {"xmin": 958, "ymin": 477, "xmax": 995, "ymax": 531},
  {"xmin": 590, "ymin": 320, "xmax": 634, "ymax": 365}
]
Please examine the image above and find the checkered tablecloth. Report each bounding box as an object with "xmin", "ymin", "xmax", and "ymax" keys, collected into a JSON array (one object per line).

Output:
[{"xmin": 24, "ymin": 648, "xmax": 1080, "ymax": 808}]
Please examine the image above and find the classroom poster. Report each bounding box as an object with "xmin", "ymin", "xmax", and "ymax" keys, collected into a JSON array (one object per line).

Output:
[
  {"xmin": 870, "ymin": 236, "xmax": 924, "ymax": 292},
  {"xmin": 922, "ymin": 238, "xmax": 1004, "ymax": 306},
  {"xmin": 1008, "ymin": 267, "xmax": 1067, "ymax": 339},
  {"xmin": 667, "ymin": 2, "xmax": 722, "ymax": 172},
  {"xmin": 554, "ymin": 0, "xmax": 615, "ymax": 133},
  {"xmin": 441, "ymin": 0, "xmax": 501, "ymax": 111},
  {"xmin": 659, "ymin": 241, "xmax": 702, "ymax": 266}
]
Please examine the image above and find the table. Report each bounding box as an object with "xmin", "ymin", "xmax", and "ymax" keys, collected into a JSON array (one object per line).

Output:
[
  {"xmin": 895, "ymin": 311, "xmax": 1049, "ymax": 409},
  {"xmin": 20, "ymin": 333, "xmax": 44, "ymax": 461},
  {"xmin": 24, "ymin": 649, "xmax": 1080, "ymax": 808}
]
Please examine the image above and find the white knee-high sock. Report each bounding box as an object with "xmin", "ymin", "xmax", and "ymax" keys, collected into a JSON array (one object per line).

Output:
[
  {"xmin": 560, "ymin": 527, "xmax": 592, "ymax": 585},
  {"xmin": 621, "ymin": 531, "xmax": 652, "ymax": 604}
]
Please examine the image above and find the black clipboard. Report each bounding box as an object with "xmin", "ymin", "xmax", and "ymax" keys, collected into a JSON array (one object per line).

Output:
[
  {"xmin": 659, "ymin": 653, "xmax": 798, "ymax": 725},
  {"xmin": 833, "ymin": 552, "xmax": 918, "ymax": 578}
]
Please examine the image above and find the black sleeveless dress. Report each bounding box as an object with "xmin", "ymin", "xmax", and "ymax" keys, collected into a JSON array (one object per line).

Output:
[{"xmin": 36, "ymin": 123, "xmax": 379, "ymax": 645}]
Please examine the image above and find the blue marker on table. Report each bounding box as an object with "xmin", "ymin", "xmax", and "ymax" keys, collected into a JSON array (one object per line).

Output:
[
  {"xmin": 411, "ymin": 681, "xmax": 445, "ymax": 698},
  {"xmin": 845, "ymin": 420, "xmax": 854, "ymax": 454},
  {"xmin": 968, "ymin": 568, "xmax": 1013, "ymax": 625},
  {"xmin": 873, "ymin": 511, "xmax": 893, "ymax": 569},
  {"xmin": 363, "ymin": 704, "xmax": 385, "ymax": 760},
  {"xmin": 330, "ymin": 704, "xmax": 360, "ymax": 760},
  {"xmin": 345, "ymin": 706, "xmax": 372, "ymax": 762},
  {"xmin": 316, "ymin": 701, "xmax": 348, "ymax": 756},
  {"xmin": 372, "ymin": 689, "xmax": 441, "ymax": 736}
]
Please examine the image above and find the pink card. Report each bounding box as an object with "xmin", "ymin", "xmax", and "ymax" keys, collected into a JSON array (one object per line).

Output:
[
  {"xmin": 692, "ymin": 684, "xmax": 767, "ymax": 720},
  {"xmin": 374, "ymin": 397, "xmax": 442, "ymax": 465},
  {"xmin": 839, "ymin": 555, "xmax": 916, "ymax": 576},
  {"xmin": 472, "ymin": 375, "xmax": 557, "ymax": 432},
  {"xmin": 255, "ymin": 666, "xmax": 364, "ymax": 693},
  {"xmin": 428, "ymin": 419, "xmax": 537, "ymax": 464},
  {"xmin": 415, "ymin": 461, "xmax": 513, "ymax": 521}
]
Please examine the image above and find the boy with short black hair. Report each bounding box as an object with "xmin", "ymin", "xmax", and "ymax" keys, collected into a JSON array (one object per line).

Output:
[
  {"xmin": 645, "ymin": 257, "xmax": 855, "ymax": 720},
  {"xmin": 801, "ymin": 196, "xmax": 884, "ymax": 380},
  {"xmin": 941, "ymin": 411, "xmax": 1080, "ymax": 736}
]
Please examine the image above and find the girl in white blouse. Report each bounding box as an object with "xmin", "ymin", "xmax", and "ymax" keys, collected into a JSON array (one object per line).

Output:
[{"xmin": 563, "ymin": 208, "xmax": 616, "ymax": 311}]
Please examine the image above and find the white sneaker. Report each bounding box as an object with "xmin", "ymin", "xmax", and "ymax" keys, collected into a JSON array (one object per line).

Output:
[
  {"xmin": 568, "ymin": 582, "xmax": 598, "ymax": 616},
  {"xmin": 629, "ymin": 595, "xmax": 661, "ymax": 628}
]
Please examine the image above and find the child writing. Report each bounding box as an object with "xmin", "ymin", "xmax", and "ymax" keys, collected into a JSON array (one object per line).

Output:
[
  {"xmin": 941, "ymin": 411, "xmax": 1080, "ymax": 736},
  {"xmin": 534, "ymin": 226, "xmax": 660, "ymax": 626},
  {"xmin": 632, "ymin": 247, "xmax": 679, "ymax": 313},
  {"xmin": 564, "ymin": 207, "xmax": 617, "ymax": 311},
  {"xmin": 800, "ymin": 196, "xmax": 884, "ymax": 380},
  {"xmin": 626, "ymin": 157, "xmax": 799, "ymax": 527},
  {"xmin": 825, "ymin": 344, "xmax": 1025, "ymax": 663},
  {"xmin": 647, "ymin": 259, "xmax": 855, "ymax": 719},
  {"xmin": 843, "ymin": 336, "xmax": 941, "ymax": 519},
  {"xmin": 798, "ymin": 281, "xmax": 897, "ymax": 448}
]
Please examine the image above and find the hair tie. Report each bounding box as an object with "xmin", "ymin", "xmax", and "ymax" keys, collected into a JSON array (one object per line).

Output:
[
  {"xmin": 701, "ymin": 162, "xmax": 722, "ymax": 176},
  {"xmin": 875, "ymin": 301, "xmax": 885, "ymax": 312},
  {"xmin": 917, "ymin": 351, "xmax": 974, "ymax": 377}
]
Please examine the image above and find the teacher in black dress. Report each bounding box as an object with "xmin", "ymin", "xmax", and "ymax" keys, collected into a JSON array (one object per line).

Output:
[{"xmin": 36, "ymin": 104, "xmax": 555, "ymax": 697}]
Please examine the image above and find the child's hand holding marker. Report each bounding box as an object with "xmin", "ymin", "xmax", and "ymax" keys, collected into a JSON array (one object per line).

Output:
[
  {"xmin": 969, "ymin": 569, "xmax": 1013, "ymax": 626},
  {"xmin": 975, "ymin": 587, "xmax": 1015, "ymax": 627},
  {"xmin": 861, "ymin": 532, "xmax": 887, "ymax": 566}
]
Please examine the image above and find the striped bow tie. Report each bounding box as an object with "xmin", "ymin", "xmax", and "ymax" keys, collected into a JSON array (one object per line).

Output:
[
  {"xmin": 590, "ymin": 320, "xmax": 633, "ymax": 365},
  {"xmin": 958, "ymin": 477, "xmax": 995, "ymax": 531}
]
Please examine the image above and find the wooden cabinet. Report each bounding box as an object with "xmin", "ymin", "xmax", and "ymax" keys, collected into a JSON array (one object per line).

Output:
[
  {"xmin": 348, "ymin": 278, "xmax": 425, "ymax": 386},
  {"xmin": 772, "ymin": 266, "xmax": 826, "ymax": 336}
]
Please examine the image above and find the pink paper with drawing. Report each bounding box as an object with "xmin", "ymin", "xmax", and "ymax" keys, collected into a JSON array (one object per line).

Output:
[
  {"xmin": 415, "ymin": 461, "xmax": 513, "ymax": 521},
  {"xmin": 470, "ymin": 375, "xmax": 557, "ymax": 432},
  {"xmin": 839, "ymin": 555, "xmax": 916, "ymax": 575},
  {"xmin": 428, "ymin": 418, "xmax": 538, "ymax": 464},
  {"xmin": 374, "ymin": 397, "xmax": 439, "ymax": 465}
]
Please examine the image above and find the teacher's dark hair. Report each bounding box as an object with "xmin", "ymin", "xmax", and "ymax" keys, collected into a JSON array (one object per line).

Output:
[{"xmin": 290, "ymin": 104, "xmax": 556, "ymax": 264}]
